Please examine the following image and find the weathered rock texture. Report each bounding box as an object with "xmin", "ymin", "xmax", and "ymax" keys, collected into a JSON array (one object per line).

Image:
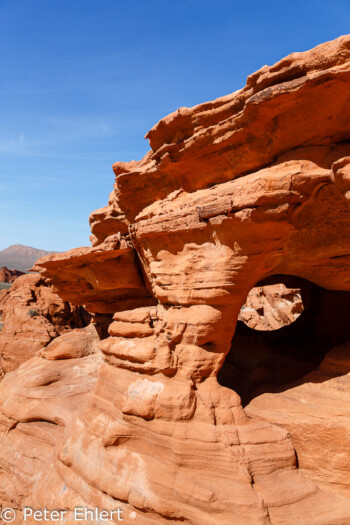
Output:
[
  {"xmin": 0, "ymin": 273, "xmax": 91, "ymax": 375},
  {"xmin": 0, "ymin": 266, "xmax": 24, "ymax": 283},
  {"xmin": 2, "ymin": 36, "xmax": 350, "ymax": 524},
  {"xmin": 0, "ymin": 325, "xmax": 101, "ymax": 511},
  {"xmin": 238, "ymin": 283, "xmax": 303, "ymax": 331}
]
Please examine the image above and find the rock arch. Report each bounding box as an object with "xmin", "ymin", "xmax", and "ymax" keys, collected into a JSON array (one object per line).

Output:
[{"xmin": 220, "ymin": 274, "xmax": 350, "ymax": 405}]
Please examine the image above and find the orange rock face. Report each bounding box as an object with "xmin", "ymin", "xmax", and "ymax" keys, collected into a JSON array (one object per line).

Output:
[
  {"xmin": 0, "ymin": 273, "xmax": 91, "ymax": 375},
  {"xmin": 2, "ymin": 36, "xmax": 350, "ymax": 523}
]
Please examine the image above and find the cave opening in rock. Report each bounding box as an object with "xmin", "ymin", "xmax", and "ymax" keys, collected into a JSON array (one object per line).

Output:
[{"xmin": 218, "ymin": 275, "xmax": 350, "ymax": 406}]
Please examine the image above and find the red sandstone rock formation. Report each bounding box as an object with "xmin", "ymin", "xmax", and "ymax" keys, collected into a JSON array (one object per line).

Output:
[
  {"xmin": 0, "ymin": 273, "xmax": 91, "ymax": 375},
  {"xmin": 0, "ymin": 266, "xmax": 24, "ymax": 283},
  {"xmin": 1, "ymin": 36, "xmax": 350, "ymax": 524}
]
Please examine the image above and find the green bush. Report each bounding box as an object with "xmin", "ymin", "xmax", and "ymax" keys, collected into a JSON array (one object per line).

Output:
[
  {"xmin": 0, "ymin": 282, "xmax": 11, "ymax": 291},
  {"xmin": 28, "ymin": 308, "xmax": 39, "ymax": 318}
]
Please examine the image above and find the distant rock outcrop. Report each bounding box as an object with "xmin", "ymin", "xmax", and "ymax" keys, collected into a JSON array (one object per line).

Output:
[
  {"xmin": 0, "ymin": 244, "xmax": 57, "ymax": 272},
  {"xmin": 239, "ymin": 283, "xmax": 303, "ymax": 331},
  {"xmin": 0, "ymin": 266, "xmax": 25, "ymax": 283}
]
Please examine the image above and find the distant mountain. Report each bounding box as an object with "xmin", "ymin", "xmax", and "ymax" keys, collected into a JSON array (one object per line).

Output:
[{"xmin": 0, "ymin": 244, "xmax": 58, "ymax": 273}]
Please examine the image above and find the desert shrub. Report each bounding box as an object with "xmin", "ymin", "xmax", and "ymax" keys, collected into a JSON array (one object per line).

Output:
[
  {"xmin": 0, "ymin": 282, "xmax": 11, "ymax": 291},
  {"xmin": 28, "ymin": 308, "xmax": 39, "ymax": 318}
]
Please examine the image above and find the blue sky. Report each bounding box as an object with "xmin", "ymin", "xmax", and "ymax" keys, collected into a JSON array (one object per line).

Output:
[{"xmin": 0, "ymin": 0, "xmax": 349, "ymax": 251}]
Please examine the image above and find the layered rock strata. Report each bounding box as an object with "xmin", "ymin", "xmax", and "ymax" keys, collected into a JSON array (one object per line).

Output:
[{"xmin": 2, "ymin": 36, "xmax": 350, "ymax": 524}]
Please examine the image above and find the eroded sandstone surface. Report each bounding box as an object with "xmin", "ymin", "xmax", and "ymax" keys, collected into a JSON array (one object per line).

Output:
[
  {"xmin": 2, "ymin": 36, "xmax": 350, "ymax": 524},
  {"xmin": 0, "ymin": 324, "xmax": 101, "ymax": 510},
  {"xmin": 0, "ymin": 273, "xmax": 91, "ymax": 376}
]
